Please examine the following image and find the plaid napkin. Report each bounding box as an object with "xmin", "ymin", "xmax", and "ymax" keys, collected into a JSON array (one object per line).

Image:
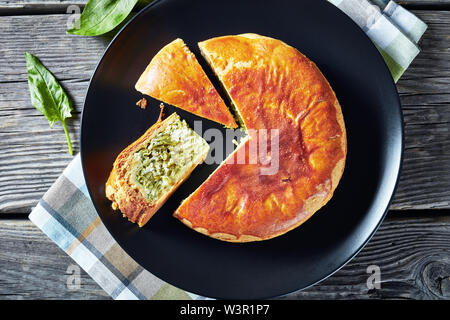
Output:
[
  {"xmin": 329, "ymin": 0, "xmax": 427, "ymax": 82},
  {"xmin": 29, "ymin": 155, "xmax": 201, "ymax": 300},
  {"xmin": 29, "ymin": 0, "xmax": 426, "ymax": 300}
]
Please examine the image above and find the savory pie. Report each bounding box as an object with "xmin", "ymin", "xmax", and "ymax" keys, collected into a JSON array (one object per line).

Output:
[
  {"xmin": 107, "ymin": 34, "xmax": 346, "ymax": 241},
  {"xmin": 135, "ymin": 38, "xmax": 237, "ymax": 128},
  {"xmin": 106, "ymin": 112, "xmax": 209, "ymax": 227},
  {"xmin": 173, "ymin": 34, "xmax": 347, "ymax": 242}
]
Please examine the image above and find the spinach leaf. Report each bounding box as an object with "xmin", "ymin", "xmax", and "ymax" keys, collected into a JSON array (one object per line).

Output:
[
  {"xmin": 67, "ymin": 0, "xmax": 139, "ymax": 36},
  {"xmin": 24, "ymin": 52, "xmax": 74, "ymax": 155}
]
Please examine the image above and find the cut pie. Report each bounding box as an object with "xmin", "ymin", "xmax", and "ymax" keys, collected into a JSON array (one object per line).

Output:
[
  {"xmin": 173, "ymin": 34, "xmax": 347, "ymax": 242},
  {"xmin": 135, "ymin": 38, "xmax": 237, "ymax": 128},
  {"xmin": 106, "ymin": 112, "xmax": 209, "ymax": 227}
]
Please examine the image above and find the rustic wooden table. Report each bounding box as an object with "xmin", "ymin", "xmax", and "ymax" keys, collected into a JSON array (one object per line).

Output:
[{"xmin": 0, "ymin": 0, "xmax": 449, "ymax": 300}]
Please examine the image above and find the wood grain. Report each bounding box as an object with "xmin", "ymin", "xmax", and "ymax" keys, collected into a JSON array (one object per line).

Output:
[
  {"xmin": 400, "ymin": 0, "xmax": 450, "ymax": 8},
  {"xmin": 0, "ymin": 14, "xmax": 101, "ymax": 213},
  {"xmin": 0, "ymin": 0, "xmax": 156, "ymax": 15},
  {"xmin": 392, "ymin": 10, "xmax": 450, "ymax": 209},
  {"xmin": 0, "ymin": 214, "xmax": 448, "ymax": 299},
  {"xmin": 0, "ymin": 2, "xmax": 85, "ymax": 15},
  {"xmin": 1, "ymin": 11, "xmax": 449, "ymax": 213},
  {"xmin": 0, "ymin": 219, "xmax": 109, "ymax": 299},
  {"xmin": 289, "ymin": 213, "xmax": 450, "ymax": 299}
]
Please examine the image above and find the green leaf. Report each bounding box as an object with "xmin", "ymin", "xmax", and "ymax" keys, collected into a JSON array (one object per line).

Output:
[
  {"xmin": 24, "ymin": 52, "xmax": 74, "ymax": 155},
  {"xmin": 67, "ymin": 0, "xmax": 140, "ymax": 36}
]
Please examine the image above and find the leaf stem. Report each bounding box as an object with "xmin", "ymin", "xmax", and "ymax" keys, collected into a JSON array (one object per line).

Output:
[{"xmin": 62, "ymin": 120, "xmax": 73, "ymax": 155}]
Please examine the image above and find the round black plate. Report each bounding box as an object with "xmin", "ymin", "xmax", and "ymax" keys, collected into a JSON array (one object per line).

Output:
[{"xmin": 81, "ymin": 0, "xmax": 403, "ymax": 299}]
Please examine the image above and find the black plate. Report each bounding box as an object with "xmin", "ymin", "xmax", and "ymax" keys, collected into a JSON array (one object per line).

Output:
[{"xmin": 81, "ymin": 0, "xmax": 403, "ymax": 299}]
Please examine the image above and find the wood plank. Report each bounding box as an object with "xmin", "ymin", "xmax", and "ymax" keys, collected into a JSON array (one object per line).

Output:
[
  {"xmin": 0, "ymin": 14, "xmax": 103, "ymax": 213},
  {"xmin": 392, "ymin": 10, "xmax": 450, "ymax": 209},
  {"xmin": 0, "ymin": 1, "xmax": 86, "ymax": 14},
  {"xmin": 0, "ymin": 11, "xmax": 449, "ymax": 213},
  {"xmin": 401, "ymin": 0, "xmax": 450, "ymax": 8},
  {"xmin": 0, "ymin": 15, "xmax": 106, "ymax": 83},
  {"xmin": 0, "ymin": 79, "xmax": 87, "ymax": 213},
  {"xmin": 287, "ymin": 213, "xmax": 450, "ymax": 299},
  {"xmin": 0, "ymin": 219, "xmax": 109, "ymax": 299},
  {"xmin": 0, "ymin": 0, "xmax": 154, "ymax": 15},
  {"xmin": 0, "ymin": 213, "xmax": 448, "ymax": 299}
]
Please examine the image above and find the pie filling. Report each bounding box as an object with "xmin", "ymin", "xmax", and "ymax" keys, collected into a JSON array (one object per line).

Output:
[{"xmin": 131, "ymin": 116, "xmax": 209, "ymax": 203}]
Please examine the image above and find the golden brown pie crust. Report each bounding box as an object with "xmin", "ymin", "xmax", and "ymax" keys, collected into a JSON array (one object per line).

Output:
[
  {"xmin": 135, "ymin": 38, "xmax": 237, "ymax": 128},
  {"xmin": 173, "ymin": 34, "xmax": 347, "ymax": 242}
]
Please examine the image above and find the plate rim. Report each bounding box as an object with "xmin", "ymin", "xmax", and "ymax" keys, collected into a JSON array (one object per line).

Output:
[{"xmin": 80, "ymin": 0, "xmax": 404, "ymax": 299}]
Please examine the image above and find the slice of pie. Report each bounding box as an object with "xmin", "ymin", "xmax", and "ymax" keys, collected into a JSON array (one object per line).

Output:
[
  {"xmin": 106, "ymin": 112, "xmax": 209, "ymax": 227},
  {"xmin": 173, "ymin": 34, "xmax": 347, "ymax": 242},
  {"xmin": 135, "ymin": 38, "xmax": 237, "ymax": 128}
]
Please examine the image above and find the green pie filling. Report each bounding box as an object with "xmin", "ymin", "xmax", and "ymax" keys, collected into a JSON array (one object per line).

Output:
[{"xmin": 132, "ymin": 116, "xmax": 209, "ymax": 203}]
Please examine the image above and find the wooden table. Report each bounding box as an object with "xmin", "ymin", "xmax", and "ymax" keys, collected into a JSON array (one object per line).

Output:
[{"xmin": 0, "ymin": 0, "xmax": 449, "ymax": 300}]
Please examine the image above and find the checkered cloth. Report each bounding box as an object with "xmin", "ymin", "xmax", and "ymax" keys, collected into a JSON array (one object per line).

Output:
[
  {"xmin": 329, "ymin": 0, "xmax": 427, "ymax": 82},
  {"xmin": 29, "ymin": 0, "xmax": 427, "ymax": 300},
  {"xmin": 29, "ymin": 155, "xmax": 201, "ymax": 300}
]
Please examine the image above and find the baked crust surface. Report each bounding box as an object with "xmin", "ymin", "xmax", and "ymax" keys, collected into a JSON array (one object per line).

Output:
[
  {"xmin": 174, "ymin": 34, "xmax": 347, "ymax": 242},
  {"xmin": 135, "ymin": 38, "xmax": 237, "ymax": 128}
]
